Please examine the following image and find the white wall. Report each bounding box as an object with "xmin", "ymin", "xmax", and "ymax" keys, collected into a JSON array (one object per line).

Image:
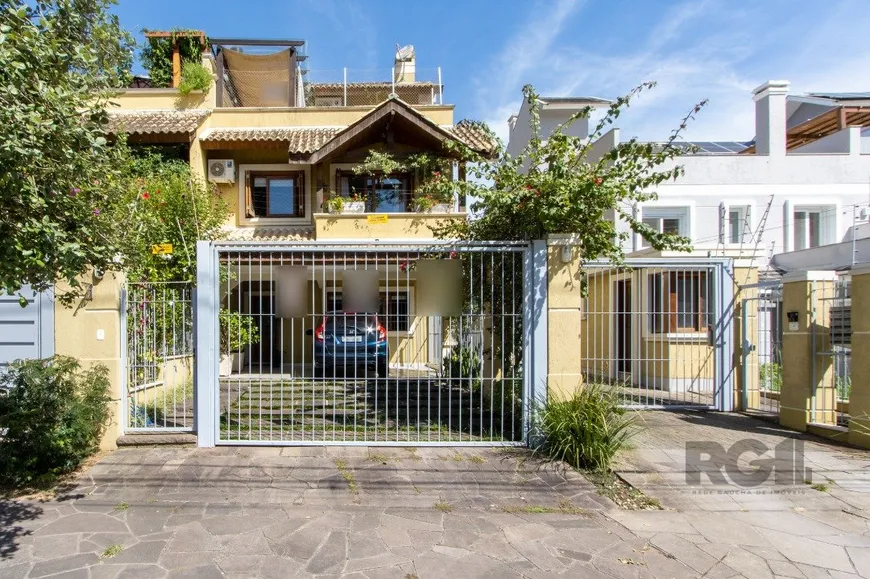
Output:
[{"xmin": 506, "ymin": 98, "xmax": 592, "ymax": 161}]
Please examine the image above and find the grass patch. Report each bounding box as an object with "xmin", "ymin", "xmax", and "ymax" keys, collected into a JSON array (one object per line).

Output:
[
  {"xmin": 113, "ymin": 501, "xmax": 130, "ymax": 512},
  {"xmin": 101, "ymin": 544, "xmax": 123, "ymax": 559},
  {"xmin": 334, "ymin": 459, "xmax": 359, "ymax": 496},
  {"xmin": 585, "ymin": 470, "xmax": 662, "ymax": 510},
  {"xmin": 367, "ymin": 453, "xmax": 397, "ymax": 464},
  {"xmin": 468, "ymin": 455, "xmax": 485, "ymax": 464},
  {"xmin": 501, "ymin": 499, "xmax": 585, "ymax": 515},
  {"xmin": 403, "ymin": 448, "xmax": 422, "ymax": 461},
  {"xmin": 405, "ymin": 575, "xmax": 419, "ymax": 579},
  {"xmin": 806, "ymin": 479, "xmax": 832, "ymax": 493},
  {"xmin": 433, "ymin": 501, "xmax": 453, "ymax": 513}
]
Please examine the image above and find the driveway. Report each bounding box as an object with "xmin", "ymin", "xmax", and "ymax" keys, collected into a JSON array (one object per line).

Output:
[{"xmin": 1, "ymin": 412, "xmax": 869, "ymax": 578}]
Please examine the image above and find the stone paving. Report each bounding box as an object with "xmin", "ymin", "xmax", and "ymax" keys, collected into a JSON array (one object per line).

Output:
[{"xmin": 1, "ymin": 411, "xmax": 869, "ymax": 578}]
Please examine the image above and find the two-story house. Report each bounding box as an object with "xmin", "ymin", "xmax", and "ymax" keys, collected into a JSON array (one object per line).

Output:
[{"xmin": 110, "ymin": 37, "xmax": 493, "ymax": 376}]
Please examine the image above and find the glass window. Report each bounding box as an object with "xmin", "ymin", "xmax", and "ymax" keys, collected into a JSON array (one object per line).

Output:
[
  {"xmin": 649, "ymin": 272, "xmax": 709, "ymax": 333},
  {"xmin": 326, "ymin": 290, "xmax": 410, "ymax": 332},
  {"xmin": 794, "ymin": 208, "xmax": 828, "ymax": 250},
  {"xmin": 249, "ymin": 172, "xmax": 304, "ymax": 217},
  {"xmin": 339, "ymin": 172, "xmax": 413, "ymax": 212},
  {"xmin": 640, "ymin": 209, "xmax": 687, "ymax": 247}
]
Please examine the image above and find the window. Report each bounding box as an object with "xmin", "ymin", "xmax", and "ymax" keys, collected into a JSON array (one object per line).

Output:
[
  {"xmin": 246, "ymin": 171, "xmax": 304, "ymax": 218},
  {"xmin": 649, "ymin": 272, "xmax": 709, "ymax": 333},
  {"xmin": 337, "ymin": 171, "xmax": 414, "ymax": 213},
  {"xmin": 640, "ymin": 207, "xmax": 688, "ymax": 247},
  {"xmin": 326, "ymin": 290, "xmax": 410, "ymax": 332},
  {"xmin": 794, "ymin": 207, "xmax": 827, "ymax": 250},
  {"xmin": 728, "ymin": 206, "xmax": 750, "ymax": 244}
]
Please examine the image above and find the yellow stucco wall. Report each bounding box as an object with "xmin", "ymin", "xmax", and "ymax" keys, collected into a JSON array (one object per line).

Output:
[
  {"xmin": 54, "ymin": 272, "xmax": 125, "ymax": 450},
  {"xmin": 546, "ymin": 243, "xmax": 584, "ymax": 398},
  {"xmin": 110, "ymin": 90, "xmax": 212, "ymax": 110},
  {"xmin": 850, "ymin": 269, "xmax": 870, "ymax": 447}
]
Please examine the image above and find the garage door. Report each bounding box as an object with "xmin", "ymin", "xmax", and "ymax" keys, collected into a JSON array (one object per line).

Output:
[{"xmin": 0, "ymin": 288, "xmax": 54, "ymax": 366}]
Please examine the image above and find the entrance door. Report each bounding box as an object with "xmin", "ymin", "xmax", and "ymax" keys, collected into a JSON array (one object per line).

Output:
[
  {"xmin": 615, "ymin": 280, "xmax": 632, "ymax": 374},
  {"xmin": 246, "ymin": 293, "xmax": 275, "ymax": 372}
]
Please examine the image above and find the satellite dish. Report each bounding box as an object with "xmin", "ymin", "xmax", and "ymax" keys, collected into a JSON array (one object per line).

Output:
[{"xmin": 395, "ymin": 44, "xmax": 415, "ymax": 61}]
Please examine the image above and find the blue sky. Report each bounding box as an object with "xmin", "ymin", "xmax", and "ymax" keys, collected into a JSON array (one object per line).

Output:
[{"xmin": 113, "ymin": 0, "xmax": 870, "ymax": 143}]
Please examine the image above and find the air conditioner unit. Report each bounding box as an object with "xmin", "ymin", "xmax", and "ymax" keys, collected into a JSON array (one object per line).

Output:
[{"xmin": 208, "ymin": 159, "xmax": 235, "ymax": 183}]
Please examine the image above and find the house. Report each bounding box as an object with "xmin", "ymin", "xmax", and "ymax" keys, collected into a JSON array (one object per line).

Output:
[
  {"xmin": 110, "ymin": 36, "xmax": 496, "ymax": 389},
  {"xmin": 506, "ymin": 80, "xmax": 870, "ymax": 395}
]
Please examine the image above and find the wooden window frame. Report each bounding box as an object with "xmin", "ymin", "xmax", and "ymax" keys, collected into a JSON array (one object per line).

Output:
[
  {"xmin": 649, "ymin": 271, "xmax": 708, "ymax": 334},
  {"xmin": 246, "ymin": 171, "xmax": 305, "ymax": 218},
  {"xmin": 326, "ymin": 288, "xmax": 412, "ymax": 334}
]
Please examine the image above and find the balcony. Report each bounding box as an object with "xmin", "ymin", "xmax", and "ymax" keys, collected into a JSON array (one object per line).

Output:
[{"xmin": 313, "ymin": 190, "xmax": 465, "ymax": 240}]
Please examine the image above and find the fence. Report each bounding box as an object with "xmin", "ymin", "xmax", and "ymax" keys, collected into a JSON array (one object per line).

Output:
[
  {"xmin": 577, "ymin": 258, "xmax": 733, "ymax": 410},
  {"xmin": 123, "ymin": 282, "xmax": 195, "ymax": 432},
  {"xmin": 810, "ymin": 275, "xmax": 851, "ymax": 427},
  {"xmin": 218, "ymin": 66, "xmax": 444, "ymax": 108},
  {"xmin": 196, "ymin": 241, "xmax": 536, "ymax": 446}
]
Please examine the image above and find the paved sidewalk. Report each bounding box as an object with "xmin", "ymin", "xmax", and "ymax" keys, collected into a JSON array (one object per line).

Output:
[{"xmin": 1, "ymin": 412, "xmax": 869, "ymax": 578}]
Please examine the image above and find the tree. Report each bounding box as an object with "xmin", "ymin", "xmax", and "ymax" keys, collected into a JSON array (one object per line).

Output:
[
  {"xmin": 0, "ymin": 0, "xmax": 134, "ymax": 299},
  {"xmin": 434, "ymin": 83, "xmax": 704, "ymax": 267},
  {"xmin": 114, "ymin": 154, "xmax": 228, "ymax": 284}
]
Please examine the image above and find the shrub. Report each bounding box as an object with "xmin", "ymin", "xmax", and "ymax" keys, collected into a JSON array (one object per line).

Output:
[
  {"xmin": 178, "ymin": 61, "xmax": 212, "ymax": 95},
  {"xmin": 533, "ymin": 383, "xmax": 638, "ymax": 472},
  {"xmin": 219, "ymin": 309, "xmax": 260, "ymax": 353},
  {"xmin": 759, "ymin": 362, "xmax": 782, "ymax": 393},
  {"xmin": 446, "ymin": 345, "xmax": 481, "ymax": 390},
  {"xmin": 0, "ymin": 357, "xmax": 112, "ymax": 487}
]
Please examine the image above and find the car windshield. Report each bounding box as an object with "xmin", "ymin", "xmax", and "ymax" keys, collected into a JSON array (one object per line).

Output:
[{"xmin": 324, "ymin": 313, "xmax": 378, "ymax": 333}]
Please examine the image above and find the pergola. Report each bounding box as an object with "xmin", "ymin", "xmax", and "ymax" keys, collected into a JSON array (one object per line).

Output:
[{"xmin": 742, "ymin": 105, "xmax": 870, "ymax": 153}]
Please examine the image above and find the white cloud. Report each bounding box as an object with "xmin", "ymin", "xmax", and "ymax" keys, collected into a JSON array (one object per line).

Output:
[{"xmin": 476, "ymin": 0, "xmax": 870, "ymax": 144}]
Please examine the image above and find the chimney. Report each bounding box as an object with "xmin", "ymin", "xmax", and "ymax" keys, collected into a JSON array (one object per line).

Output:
[
  {"xmin": 394, "ymin": 44, "xmax": 415, "ymax": 83},
  {"xmin": 507, "ymin": 114, "xmax": 518, "ymax": 131},
  {"xmin": 752, "ymin": 80, "xmax": 790, "ymax": 156}
]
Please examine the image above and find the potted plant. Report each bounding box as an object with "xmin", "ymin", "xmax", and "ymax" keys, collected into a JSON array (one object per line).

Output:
[
  {"xmin": 219, "ymin": 309, "xmax": 260, "ymax": 376},
  {"xmin": 324, "ymin": 195, "xmax": 345, "ymax": 214},
  {"xmin": 412, "ymin": 194, "xmax": 453, "ymax": 213},
  {"xmin": 342, "ymin": 191, "xmax": 366, "ymax": 213}
]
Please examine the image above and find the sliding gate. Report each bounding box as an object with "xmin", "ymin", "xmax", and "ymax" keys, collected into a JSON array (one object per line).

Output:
[{"xmin": 196, "ymin": 241, "xmax": 540, "ymax": 445}]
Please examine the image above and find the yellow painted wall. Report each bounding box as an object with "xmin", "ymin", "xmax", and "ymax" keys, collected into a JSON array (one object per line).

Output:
[
  {"xmin": 208, "ymin": 105, "xmax": 454, "ymax": 128},
  {"xmin": 314, "ymin": 213, "xmax": 465, "ymax": 239},
  {"xmin": 54, "ymin": 271, "xmax": 125, "ymax": 450},
  {"xmin": 111, "ymin": 89, "xmax": 212, "ymax": 110},
  {"xmin": 546, "ymin": 243, "xmax": 584, "ymax": 398}
]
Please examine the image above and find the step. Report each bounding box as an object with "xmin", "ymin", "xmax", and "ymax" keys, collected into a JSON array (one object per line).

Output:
[{"xmin": 117, "ymin": 433, "xmax": 197, "ymax": 446}]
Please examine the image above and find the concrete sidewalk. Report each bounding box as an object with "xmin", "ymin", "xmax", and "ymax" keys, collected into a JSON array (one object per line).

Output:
[{"xmin": 1, "ymin": 412, "xmax": 869, "ymax": 578}]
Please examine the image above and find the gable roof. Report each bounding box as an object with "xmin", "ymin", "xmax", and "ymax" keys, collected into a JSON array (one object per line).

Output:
[
  {"xmin": 106, "ymin": 109, "xmax": 211, "ymax": 139},
  {"xmin": 306, "ymin": 97, "xmax": 494, "ymax": 163}
]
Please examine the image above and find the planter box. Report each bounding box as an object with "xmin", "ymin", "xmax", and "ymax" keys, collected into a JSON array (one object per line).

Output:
[
  {"xmin": 417, "ymin": 203, "xmax": 453, "ymax": 213},
  {"xmin": 219, "ymin": 352, "xmax": 246, "ymax": 377},
  {"xmin": 342, "ymin": 201, "xmax": 366, "ymax": 214}
]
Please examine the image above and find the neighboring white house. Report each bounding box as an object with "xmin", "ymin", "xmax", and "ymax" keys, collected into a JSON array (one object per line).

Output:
[{"xmin": 506, "ymin": 81, "xmax": 870, "ymax": 273}]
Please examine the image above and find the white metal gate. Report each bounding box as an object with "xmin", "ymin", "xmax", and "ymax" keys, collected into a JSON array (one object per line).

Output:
[
  {"xmin": 122, "ymin": 282, "xmax": 195, "ymax": 432},
  {"xmin": 195, "ymin": 240, "xmax": 546, "ymax": 446},
  {"xmin": 578, "ymin": 258, "xmax": 734, "ymax": 410},
  {"xmin": 741, "ymin": 280, "xmax": 783, "ymax": 416}
]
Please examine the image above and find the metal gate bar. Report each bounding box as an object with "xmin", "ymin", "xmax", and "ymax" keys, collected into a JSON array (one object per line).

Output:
[
  {"xmin": 123, "ymin": 281, "xmax": 195, "ymax": 432},
  {"xmin": 200, "ymin": 241, "xmax": 534, "ymax": 446},
  {"xmin": 578, "ymin": 258, "xmax": 732, "ymax": 410}
]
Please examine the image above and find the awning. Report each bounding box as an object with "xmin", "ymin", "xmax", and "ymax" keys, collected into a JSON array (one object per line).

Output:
[
  {"xmin": 771, "ymin": 238, "xmax": 870, "ymax": 273},
  {"xmin": 200, "ymin": 127, "xmax": 341, "ymax": 152},
  {"xmin": 107, "ymin": 109, "xmax": 210, "ymax": 140},
  {"xmin": 219, "ymin": 226, "xmax": 314, "ymax": 242}
]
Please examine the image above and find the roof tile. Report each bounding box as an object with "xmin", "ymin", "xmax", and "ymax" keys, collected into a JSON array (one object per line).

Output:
[
  {"xmin": 219, "ymin": 226, "xmax": 314, "ymax": 242},
  {"xmin": 107, "ymin": 109, "xmax": 210, "ymax": 134},
  {"xmin": 200, "ymin": 127, "xmax": 341, "ymax": 153}
]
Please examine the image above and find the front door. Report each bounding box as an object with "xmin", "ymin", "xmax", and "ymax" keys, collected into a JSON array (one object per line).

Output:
[
  {"xmin": 246, "ymin": 293, "xmax": 275, "ymax": 372},
  {"xmin": 615, "ymin": 280, "xmax": 632, "ymax": 374}
]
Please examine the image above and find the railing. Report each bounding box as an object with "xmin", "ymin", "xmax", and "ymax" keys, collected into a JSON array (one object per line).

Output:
[{"xmin": 218, "ymin": 66, "xmax": 443, "ymax": 108}]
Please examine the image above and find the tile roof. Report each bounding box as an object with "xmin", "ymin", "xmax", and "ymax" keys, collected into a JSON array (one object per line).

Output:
[
  {"xmin": 200, "ymin": 127, "xmax": 341, "ymax": 153},
  {"xmin": 107, "ymin": 109, "xmax": 210, "ymax": 134},
  {"xmin": 218, "ymin": 226, "xmax": 314, "ymax": 242},
  {"xmin": 449, "ymin": 120, "xmax": 497, "ymax": 155}
]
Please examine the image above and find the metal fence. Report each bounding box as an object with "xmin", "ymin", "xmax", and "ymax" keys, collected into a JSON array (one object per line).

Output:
[
  {"xmin": 578, "ymin": 259, "xmax": 733, "ymax": 410},
  {"xmin": 741, "ymin": 282, "xmax": 783, "ymax": 416},
  {"xmin": 200, "ymin": 241, "xmax": 534, "ymax": 445},
  {"xmin": 811, "ymin": 275, "xmax": 851, "ymax": 427},
  {"xmin": 303, "ymin": 67, "xmax": 443, "ymax": 107},
  {"xmin": 123, "ymin": 282, "xmax": 195, "ymax": 432}
]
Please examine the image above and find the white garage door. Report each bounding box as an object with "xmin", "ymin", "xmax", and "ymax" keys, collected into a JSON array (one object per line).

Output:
[{"xmin": 0, "ymin": 288, "xmax": 54, "ymax": 366}]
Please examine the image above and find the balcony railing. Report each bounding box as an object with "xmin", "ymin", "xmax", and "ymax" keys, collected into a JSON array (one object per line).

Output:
[
  {"xmin": 218, "ymin": 66, "xmax": 444, "ymax": 108},
  {"xmin": 322, "ymin": 190, "xmax": 457, "ymax": 214}
]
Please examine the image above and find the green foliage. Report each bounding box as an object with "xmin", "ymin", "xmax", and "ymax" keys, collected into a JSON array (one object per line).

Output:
[
  {"xmin": 323, "ymin": 195, "xmax": 345, "ymax": 213},
  {"xmin": 354, "ymin": 150, "xmax": 453, "ymax": 204},
  {"xmin": 0, "ymin": 356, "xmax": 112, "ymax": 486},
  {"xmin": 0, "ymin": 0, "xmax": 135, "ymax": 299},
  {"xmin": 219, "ymin": 309, "xmax": 260, "ymax": 353},
  {"xmin": 434, "ymin": 83, "xmax": 703, "ymax": 268},
  {"xmin": 178, "ymin": 61, "xmax": 212, "ymax": 95},
  {"xmin": 446, "ymin": 345, "xmax": 481, "ymax": 390},
  {"xmin": 140, "ymin": 29, "xmax": 207, "ymax": 88},
  {"xmin": 837, "ymin": 375, "xmax": 851, "ymax": 401},
  {"xmin": 759, "ymin": 362, "xmax": 783, "ymax": 393},
  {"xmin": 116, "ymin": 155, "xmax": 228, "ymax": 283},
  {"xmin": 533, "ymin": 383, "xmax": 638, "ymax": 472}
]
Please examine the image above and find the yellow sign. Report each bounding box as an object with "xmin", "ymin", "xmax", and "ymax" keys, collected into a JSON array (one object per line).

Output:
[
  {"xmin": 367, "ymin": 214, "xmax": 389, "ymax": 224},
  {"xmin": 151, "ymin": 243, "xmax": 173, "ymax": 255}
]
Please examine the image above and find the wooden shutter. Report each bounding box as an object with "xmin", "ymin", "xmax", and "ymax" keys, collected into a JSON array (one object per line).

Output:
[
  {"xmin": 244, "ymin": 172, "xmax": 254, "ymax": 217},
  {"xmin": 668, "ymin": 273, "xmax": 678, "ymax": 333}
]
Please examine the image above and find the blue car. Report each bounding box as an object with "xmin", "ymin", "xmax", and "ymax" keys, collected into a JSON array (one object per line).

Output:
[{"xmin": 309, "ymin": 311, "xmax": 389, "ymax": 378}]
